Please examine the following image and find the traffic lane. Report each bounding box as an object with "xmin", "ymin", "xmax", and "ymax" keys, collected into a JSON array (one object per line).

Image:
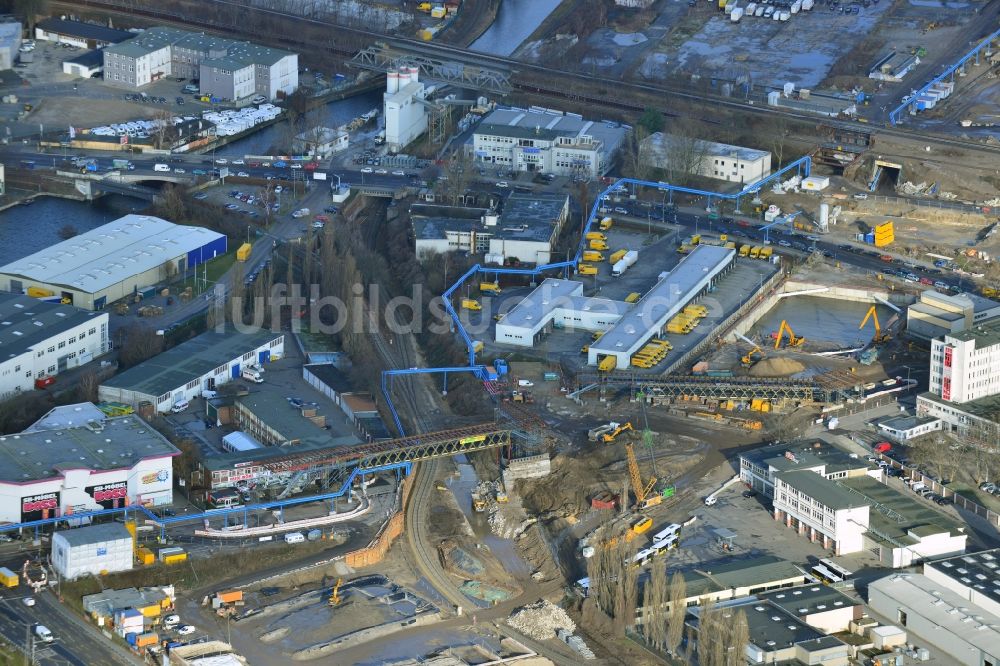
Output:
[
  {"xmin": 33, "ymin": 593, "xmax": 132, "ymax": 666},
  {"xmin": 0, "ymin": 595, "xmax": 92, "ymax": 666}
]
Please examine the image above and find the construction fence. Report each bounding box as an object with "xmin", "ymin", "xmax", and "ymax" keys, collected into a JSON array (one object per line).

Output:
[{"xmin": 343, "ymin": 475, "xmax": 412, "ymax": 568}]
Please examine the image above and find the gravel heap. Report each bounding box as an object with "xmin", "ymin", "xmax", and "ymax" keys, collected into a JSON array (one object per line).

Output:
[{"xmin": 506, "ymin": 600, "xmax": 576, "ymax": 640}]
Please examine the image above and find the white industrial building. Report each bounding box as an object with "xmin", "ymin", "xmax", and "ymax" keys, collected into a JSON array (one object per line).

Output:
[
  {"xmin": 472, "ymin": 107, "xmax": 628, "ymax": 179},
  {"xmin": 588, "ymin": 244, "xmax": 735, "ymax": 368},
  {"xmin": 34, "ymin": 18, "xmax": 134, "ymax": 49},
  {"xmin": 773, "ymin": 470, "xmax": 966, "ymax": 566},
  {"xmin": 102, "ymin": 27, "xmax": 298, "ymax": 100},
  {"xmin": 383, "ymin": 66, "xmax": 428, "ymax": 152},
  {"xmin": 99, "ymin": 329, "xmax": 284, "ymax": 412},
  {"xmin": 52, "ymin": 523, "xmax": 134, "ymax": 580},
  {"xmin": 413, "ymin": 194, "xmax": 570, "ymax": 265},
  {"xmin": 0, "ymin": 215, "xmax": 227, "ymax": 311},
  {"xmin": 0, "ymin": 293, "xmax": 110, "ymax": 401},
  {"xmin": 0, "ymin": 406, "xmax": 178, "ymax": 526},
  {"xmin": 495, "ymin": 279, "xmax": 631, "ymax": 347},
  {"xmin": 869, "ymin": 568, "xmax": 1000, "ymax": 665},
  {"xmin": 739, "ymin": 441, "xmax": 877, "ymax": 499},
  {"xmin": 0, "ymin": 22, "xmax": 21, "ymax": 71},
  {"xmin": 640, "ymin": 132, "xmax": 772, "ymax": 184}
]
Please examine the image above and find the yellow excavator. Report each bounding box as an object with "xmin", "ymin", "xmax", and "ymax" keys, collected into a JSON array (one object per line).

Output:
[
  {"xmin": 773, "ymin": 320, "xmax": 804, "ymax": 349},
  {"xmin": 329, "ymin": 578, "xmax": 343, "ymax": 606},
  {"xmin": 626, "ymin": 441, "xmax": 661, "ymax": 509},
  {"xmin": 737, "ymin": 333, "xmax": 765, "ymax": 367},
  {"xmin": 860, "ymin": 305, "xmax": 891, "ymax": 344},
  {"xmin": 602, "ymin": 422, "xmax": 633, "ymax": 443}
]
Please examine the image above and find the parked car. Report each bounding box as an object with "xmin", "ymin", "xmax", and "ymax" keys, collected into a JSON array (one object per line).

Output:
[
  {"xmin": 22, "ymin": 597, "xmax": 34, "ymax": 607},
  {"xmin": 177, "ymin": 625, "xmax": 196, "ymax": 635},
  {"xmin": 742, "ymin": 490, "xmax": 756, "ymax": 498},
  {"xmin": 360, "ymin": 167, "xmax": 373, "ymax": 173}
]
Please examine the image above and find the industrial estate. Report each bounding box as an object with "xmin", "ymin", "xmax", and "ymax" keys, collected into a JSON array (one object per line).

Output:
[{"xmin": 0, "ymin": 0, "xmax": 998, "ymax": 665}]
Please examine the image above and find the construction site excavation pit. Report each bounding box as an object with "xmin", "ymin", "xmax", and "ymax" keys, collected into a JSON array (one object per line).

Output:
[{"xmin": 749, "ymin": 296, "xmax": 897, "ymax": 350}]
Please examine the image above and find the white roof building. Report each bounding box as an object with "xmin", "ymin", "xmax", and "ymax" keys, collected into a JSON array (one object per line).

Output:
[
  {"xmin": 0, "ymin": 215, "xmax": 227, "ymax": 310},
  {"xmin": 640, "ymin": 132, "xmax": 772, "ymax": 184},
  {"xmin": 588, "ymin": 244, "xmax": 735, "ymax": 367}
]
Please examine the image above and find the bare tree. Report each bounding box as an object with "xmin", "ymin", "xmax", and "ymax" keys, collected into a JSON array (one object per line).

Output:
[
  {"xmin": 643, "ymin": 562, "xmax": 669, "ymax": 650},
  {"xmin": 76, "ymin": 370, "xmax": 100, "ymax": 402},
  {"xmin": 697, "ymin": 597, "xmax": 719, "ymax": 666},
  {"xmin": 114, "ymin": 322, "xmax": 164, "ymax": 369},
  {"xmin": 666, "ymin": 571, "xmax": 687, "ymax": 656},
  {"xmin": 651, "ymin": 120, "xmax": 711, "ymax": 187},
  {"xmin": 726, "ymin": 610, "xmax": 750, "ymax": 666}
]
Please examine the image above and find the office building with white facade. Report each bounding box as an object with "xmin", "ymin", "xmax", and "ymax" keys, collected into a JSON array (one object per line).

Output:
[
  {"xmin": 0, "ymin": 293, "xmax": 109, "ymax": 400},
  {"xmin": 472, "ymin": 107, "xmax": 628, "ymax": 179},
  {"xmin": 773, "ymin": 470, "xmax": 966, "ymax": 566},
  {"xmin": 640, "ymin": 132, "xmax": 772, "ymax": 184},
  {"xmin": 0, "ymin": 22, "xmax": 21, "ymax": 71},
  {"xmin": 52, "ymin": 523, "xmax": 135, "ymax": 580},
  {"xmin": 0, "ymin": 406, "xmax": 179, "ymax": 526},
  {"xmin": 0, "ymin": 215, "xmax": 226, "ymax": 311},
  {"xmin": 740, "ymin": 441, "xmax": 876, "ymax": 499},
  {"xmin": 384, "ymin": 66, "xmax": 428, "ymax": 152},
  {"xmin": 99, "ymin": 329, "xmax": 284, "ymax": 413},
  {"xmin": 102, "ymin": 27, "xmax": 297, "ymax": 100},
  {"xmin": 918, "ymin": 319, "xmax": 1000, "ymax": 445},
  {"xmin": 907, "ymin": 289, "xmax": 1000, "ymax": 341}
]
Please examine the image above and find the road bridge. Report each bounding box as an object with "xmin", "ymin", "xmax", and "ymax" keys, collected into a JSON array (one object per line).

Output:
[
  {"xmin": 580, "ymin": 373, "xmax": 829, "ymax": 403},
  {"xmin": 351, "ymin": 43, "xmax": 513, "ymax": 95}
]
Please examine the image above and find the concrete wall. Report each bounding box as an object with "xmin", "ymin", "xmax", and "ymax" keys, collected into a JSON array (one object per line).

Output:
[{"xmin": 502, "ymin": 454, "xmax": 550, "ymax": 489}]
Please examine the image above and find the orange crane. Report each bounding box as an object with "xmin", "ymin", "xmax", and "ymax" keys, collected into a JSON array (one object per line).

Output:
[
  {"xmin": 860, "ymin": 306, "xmax": 891, "ymax": 343},
  {"xmin": 329, "ymin": 578, "xmax": 343, "ymax": 606},
  {"xmin": 602, "ymin": 422, "xmax": 634, "ymax": 442},
  {"xmin": 773, "ymin": 320, "xmax": 804, "ymax": 349},
  {"xmin": 625, "ymin": 442, "xmax": 660, "ymax": 509}
]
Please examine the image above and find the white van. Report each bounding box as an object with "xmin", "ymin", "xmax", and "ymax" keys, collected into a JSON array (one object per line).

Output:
[
  {"xmin": 241, "ymin": 368, "xmax": 263, "ymax": 383},
  {"xmin": 35, "ymin": 625, "xmax": 53, "ymax": 642},
  {"xmin": 170, "ymin": 399, "xmax": 190, "ymax": 413},
  {"xmin": 154, "ymin": 163, "xmax": 170, "ymax": 172},
  {"xmin": 284, "ymin": 532, "xmax": 305, "ymax": 544}
]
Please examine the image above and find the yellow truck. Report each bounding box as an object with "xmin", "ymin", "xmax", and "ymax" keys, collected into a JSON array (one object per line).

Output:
[
  {"xmin": 585, "ymin": 231, "xmax": 607, "ymax": 242},
  {"xmin": 749, "ymin": 246, "xmax": 761, "ymax": 259},
  {"xmin": 725, "ymin": 241, "xmax": 737, "ymax": 249},
  {"xmin": 236, "ymin": 242, "xmax": 252, "ymax": 262},
  {"xmin": 461, "ymin": 298, "xmax": 482, "ymax": 311},
  {"xmin": 691, "ymin": 234, "xmax": 701, "ymax": 245},
  {"xmin": 677, "ymin": 244, "xmax": 691, "ymax": 255},
  {"xmin": 430, "ymin": 5, "xmax": 446, "ymax": 17},
  {"xmin": 625, "ymin": 292, "xmax": 641, "ymax": 303},
  {"xmin": 418, "ymin": 1, "xmax": 432, "ymax": 10},
  {"xmin": 684, "ymin": 304, "xmax": 708, "ymax": 317},
  {"xmin": 0, "ymin": 567, "xmax": 18, "ymax": 588},
  {"xmin": 739, "ymin": 244, "xmax": 751, "ymax": 257},
  {"xmin": 480, "ymin": 281, "xmax": 501, "ymax": 295},
  {"xmin": 577, "ymin": 263, "xmax": 598, "ymax": 276},
  {"xmin": 759, "ymin": 246, "xmax": 773, "ymax": 260},
  {"xmin": 599, "ymin": 217, "xmax": 614, "ymax": 231},
  {"xmin": 582, "ymin": 250, "xmax": 605, "ymax": 262},
  {"xmin": 598, "ymin": 355, "xmax": 617, "ymax": 372},
  {"xmin": 609, "ymin": 249, "xmax": 628, "ymax": 264},
  {"xmin": 589, "ymin": 239, "xmax": 609, "ymax": 251}
]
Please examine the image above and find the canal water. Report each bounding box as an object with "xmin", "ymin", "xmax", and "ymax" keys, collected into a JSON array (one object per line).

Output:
[
  {"xmin": 0, "ymin": 91, "xmax": 384, "ymax": 265},
  {"xmin": 469, "ymin": 0, "xmax": 562, "ymax": 56},
  {"xmin": 750, "ymin": 296, "xmax": 896, "ymax": 348}
]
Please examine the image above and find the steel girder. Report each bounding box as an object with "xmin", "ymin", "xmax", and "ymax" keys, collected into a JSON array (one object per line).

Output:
[{"xmin": 350, "ymin": 45, "xmax": 512, "ymax": 95}]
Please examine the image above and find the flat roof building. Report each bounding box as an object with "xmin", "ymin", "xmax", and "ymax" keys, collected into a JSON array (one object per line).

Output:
[
  {"xmin": 869, "ymin": 572, "xmax": 1000, "ymax": 665},
  {"xmin": 869, "ymin": 50, "xmax": 920, "ymax": 82},
  {"xmin": 0, "ymin": 407, "xmax": 179, "ymax": 524},
  {"xmin": 588, "ymin": 244, "xmax": 735, "ymax": 368},
  {"xmin": 0, "ymin": 22, "xmax": 21, "ymax": 71},
  {"xmin": 0, "ymin": 215, "xmax": 226, "ymax": 310},
  {"xmin": 0, "ymin": 292, "xmax": 110, "ymax": 401},
  {"xmin": 52, "ymin": 523, "xmax": 134, "ymax": 580},
  {"xmin": 640, "ymin": 132, "xmax": 772, "ymax": 184},
  {"xmin": 35, "ymin": 18, "xmax": 134, "ymax": 48},
  {"xmin": 99, "ymin": 329, "xmax": 284, "ymax": 413},
  {"xmin": 773, "ymin": 469, "xmax": 966, "ymax": 566},
  {"xmin": 412, "ymin": 194, "xmax": 569, "ymax": 265},
  {"xmin": 740, "ymin": 440, "xmax": 877, "ymax": 499},
  {"xmin": 103, "ymin": 27, "xmax": 297, "ymax": 100},
  {"xmin": 473, "ymin": 107, "xmax": 628, "ymax": 179},
  {"xmin": 906, "ymin": 289, "xmax": 1000, "ymax": 341}
]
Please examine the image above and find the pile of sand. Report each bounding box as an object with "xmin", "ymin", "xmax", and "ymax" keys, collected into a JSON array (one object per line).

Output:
[{"xmin": 749, "ymin": 358, "xmax": 805, "ymax": 377}]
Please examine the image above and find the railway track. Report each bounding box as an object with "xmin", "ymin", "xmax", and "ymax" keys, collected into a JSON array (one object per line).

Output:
[{"xmin": 67, "ymin": 0, "xmax": 1000, "ymax": 156}]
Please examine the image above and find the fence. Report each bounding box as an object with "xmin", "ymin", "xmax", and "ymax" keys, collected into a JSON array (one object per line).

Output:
[
  {"xmin": 864, "ymin": 195, "xmax": 988, "ymax": 214},
  {"xmin": 879, "ymin": 455, "xmax": 1000, "ymax": 530},
  {"xmin": 342, "ymin": 475, "xmax": 411, "ymax": 568}
]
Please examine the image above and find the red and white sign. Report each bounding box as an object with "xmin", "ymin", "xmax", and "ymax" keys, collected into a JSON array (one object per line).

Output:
[
  {"xmin": 942, "ymin": 377, "xmax": 951, "ymax": 401},
  {"xmin": 944, "ymin": 347, "xmax": 952, "ymax": 368}
]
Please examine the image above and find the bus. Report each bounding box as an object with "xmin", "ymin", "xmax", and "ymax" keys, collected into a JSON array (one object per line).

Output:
[
  {"xmin": 810, "ymin": 559, "xmax": 853, "ymax": 584},
  {"xmin": 207, "ymin": 488, "xmax": 242, "ymax": 509},
  {"xmin": 651, "ymin": 523, "xmax": 682, "ymax": 544},
  {"xmin": 652, "ymin": 534, "xmax": 679, "ymax": 554}
]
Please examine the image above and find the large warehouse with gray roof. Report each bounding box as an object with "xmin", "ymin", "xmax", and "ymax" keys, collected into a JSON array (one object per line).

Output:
[{"xmin": 0, "ymin": 215, "xmax": 226, "ymax": 310}]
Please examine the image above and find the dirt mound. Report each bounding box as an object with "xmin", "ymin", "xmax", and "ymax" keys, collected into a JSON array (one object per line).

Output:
[{"xmin": 749, "ymin": 357, "xmax": 805, "ymax": 377}]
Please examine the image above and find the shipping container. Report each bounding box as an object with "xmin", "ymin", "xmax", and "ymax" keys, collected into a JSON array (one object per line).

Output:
[
  {"xmin": 217, "ymin": 590, "xmax": 243, "ymax": 604},
  {"xmin": 136, "ymin": 632, "xmax": 159, "ymax": 648},
  {"xmin": 0, "ymin": 567, "xmax": 18, "ymax": 587},
  {"xmin": 136, "ymin": 548, "xmax": 155, "ymax": 566},
  {"xmin": 236, "ymin": 242, "xmax": 252, "ymax": 262},
  {"xmin": 163, "ymin": 553, "xmax": 188, "ymax": 565}
]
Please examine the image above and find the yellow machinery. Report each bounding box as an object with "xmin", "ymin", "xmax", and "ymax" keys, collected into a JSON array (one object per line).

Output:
[
  {"xmin": 602, "ymin": 422, "xmax": 633, "ymax": 442},
  {"xmin": 496, "ymin": 489, "xmax": 509, "ymax": 503},
  {"xmin": 860, "ymin": 305, "xmax": 891, "ymax": 343},
  {"xmin": 737, "ymin": 333, "xmax": 764, "ymax": 367},
  {"xmin": 774, "ymin": 320, "xmax": 804, "ymax": 349},
  {"xmin": 625, "ymin": 292, "xmax": 641, "ymax": 303},
  {"xmin": 632, "ymin": 517, "xmax": 653, "ymax": 534},
  {"xmin": 472, "ymin": 493, "xmax": 487, "ymax": 512},
  {"xmin": 599, "ymin": 217, "xmax": 614, "ymax": 231},
  {"xmin": 480, "ymin": 282, "xmax": 501, "ymax": 295},
  {"xmin": 598, "ymin": 355, "xmax": 617, "ymax": 372},
  {"xmin": 625, "ymin": 441, "xmax": 660, "ymax": 509},
  {"xmin": 329, "ymin": 578, "xmax": 342, "ymax": 606}
]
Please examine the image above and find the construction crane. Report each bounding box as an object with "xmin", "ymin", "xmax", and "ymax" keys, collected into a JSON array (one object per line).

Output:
[
  {"xmin": 773, "ymin": 320, "xmax": 804, "ymax": 349},
  {"xmin": 860, "ymin": 305, "xmax": 891, "ymax": 343},
  {"xmin": 625, "ymin": 442, "xmax": 659, "ymax": 509},
  {"xmin": 737, "ymin": 333, "xmax": 765, "ymax": 367},
  {"xmin": 329, "ymin": 578, "xmax": 343, "ymax": 606},
  {"xmin": 602, "ymin": 422, "xmax": 634, "ymax": 442}
]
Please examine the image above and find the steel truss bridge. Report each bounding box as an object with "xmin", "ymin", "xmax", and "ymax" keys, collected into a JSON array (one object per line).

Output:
[
  {"xmin": 580, "ymin": 373, "xmax": 832, "ymax": 403},
  {"xmin": 350, "ymin": 43, "xmax": 513, "ymax": 95}
]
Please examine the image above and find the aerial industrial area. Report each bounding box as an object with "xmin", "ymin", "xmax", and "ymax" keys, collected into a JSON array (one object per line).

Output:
[{"xmin": 0, "ymin": 0, "xmax": 997, "ymax": 664}]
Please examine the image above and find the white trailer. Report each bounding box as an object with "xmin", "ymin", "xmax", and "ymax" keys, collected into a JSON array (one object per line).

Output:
[{"xmin": 611, "ymin": 250, "xmax": 639, "ymax": 277}]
